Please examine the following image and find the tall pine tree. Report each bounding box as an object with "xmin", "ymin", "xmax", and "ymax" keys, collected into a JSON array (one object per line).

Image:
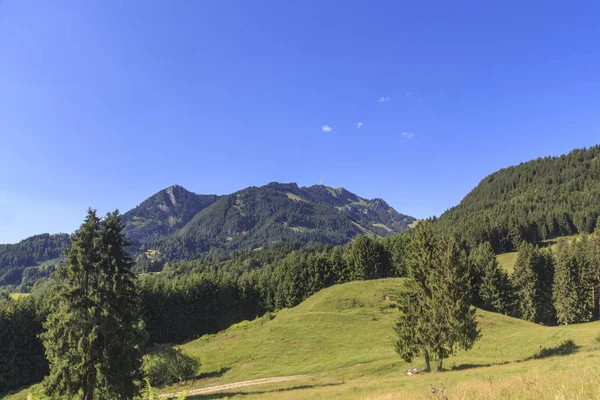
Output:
[
  {"xmin": 41, "ymin": 209, "xmax": 144, "ymax": 400},
  {"xmin": 395, "ymin": 222, "xmax": 480, "ymax": 372},
  {"xmin": 553, "ymin": 240, "xmax": 585, "ymax": 324},
  {"xmin": 469, "ymin": 242, "xmax": 512, "ymax": 314},
  {"xmin": 553, "ymin": 238, "xmax": 594, "ymax": 324},
  {"xmin": 512, "ymin": 242, "xmax": 555, "ymax": 324}
]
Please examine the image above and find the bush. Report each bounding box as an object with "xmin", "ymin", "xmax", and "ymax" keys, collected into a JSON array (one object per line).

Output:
[{"xmin": 142, "ymin": 344, "xmax": 200, "ymax": 387}]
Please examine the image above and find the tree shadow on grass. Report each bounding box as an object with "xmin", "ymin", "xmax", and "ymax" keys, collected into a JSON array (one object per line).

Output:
[
  {"xmin": 451, "ymin": 361, "xmax": 509, "ymax": 371},
  {"xmin": 525, "ymin": 339, "xmax": 579, "ymax": 360},
  {"xmin": 450, "ymin": 340, "xmax": 578, "ymax": 372},
  {"xmin": 184, "ymin": 382, "xmax": 344, "ymax": 399},
  {"xmin": 196, "ymin": 367, "xmax": 231, "ymax": 380}
]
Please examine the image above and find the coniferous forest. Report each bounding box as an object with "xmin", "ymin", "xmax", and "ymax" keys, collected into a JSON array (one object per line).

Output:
[{"xmin": 437, "ymin": 146, "xmax": 600, "ymax": 252}]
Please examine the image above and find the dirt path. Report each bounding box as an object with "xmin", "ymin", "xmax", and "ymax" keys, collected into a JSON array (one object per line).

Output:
[{"xmin": 160, "ymin": 374, "xmax": 312, "ymax": 398}]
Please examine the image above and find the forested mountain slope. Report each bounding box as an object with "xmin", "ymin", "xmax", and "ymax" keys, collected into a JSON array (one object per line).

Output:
[
  {"xmin": 0, "ymin": 234, "xmax": 70, "ymax": 287},
  {"xmin": 122, "ymin": 184, "xmax": 220, "ymax": 248},
  {"xmin": 0, "ymin": 183, "xmax": 414, "ymax": 287},
  {"xmin": 437, "ymin": 145, "xmax": 600, "ymax": 252},
  {"xmin": 159, "ymin": 182, "xmax": 415, "ymax": 259}
]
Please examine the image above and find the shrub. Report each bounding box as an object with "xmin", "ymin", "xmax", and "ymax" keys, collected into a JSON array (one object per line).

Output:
[{"xmin": 142, "ymin": 344, "xmax": 200, "ymax": 387}]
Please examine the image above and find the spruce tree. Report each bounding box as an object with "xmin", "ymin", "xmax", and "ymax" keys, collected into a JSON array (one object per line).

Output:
[
  {"xmin": 553, "ymin": 238, "xmax": 594, "ymax": 324},
  {"xmin": 395, "ymin": 222, "xmax": 436, "ymax": 372},
  {"xmin": 512, "ymin": 242, "xmax": 555, "ymax": 324},
  {"xmin": 470, "ymin": 242, "xmax": 512, "ymax": 314},
  {"xmin": 347, "ymin": 236, "xmax": 388, "ymax": 280},
  {"xmin": 41, "ymin": 209, "xmax": 144, "ymax": 400},
  {"xmin": 573, "ymin": 235, "xmax": 595, "ymax": 321},
  {"xmin": 553, "ymin": 240, "xmax": 583, "ymax": 324},
  {"xmin": 394, "ymin": 222, "xmax": 480, "ymax": 372},
  {"xmin": 589, "ymin": 232, "xmax": 600, "ymax": 319}
]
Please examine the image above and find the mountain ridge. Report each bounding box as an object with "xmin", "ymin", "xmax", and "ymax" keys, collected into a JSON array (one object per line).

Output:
[
  {"xmin": 0, "ymin": 182, "xmax": 415, "ymax": 287},
  {"xmin": 156, "ymin": 181, "xmax": 415, "ymax": 260}
]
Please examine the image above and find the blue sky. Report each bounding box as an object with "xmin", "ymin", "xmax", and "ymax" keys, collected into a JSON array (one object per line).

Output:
[{"xmin": 1, "ymin": 1, "xmax": 600, "ymax": 243}]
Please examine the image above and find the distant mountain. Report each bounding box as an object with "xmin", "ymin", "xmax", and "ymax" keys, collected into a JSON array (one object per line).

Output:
[
  {"xmin": 122, "ymin": 184, "xmax": 220, "ymax": 248},
  {"xmin": 0, "ymin": 233, "xmax": 70, "ymax": 286},
  {"xmin": 0, "ymin": 182, "xmax": 414, "ymax": 287},
  {"xmin": 437, "ymin": 145, "xmax": 600, "ymax": 252},
  {"xmin": 159, "ymin": 182, "xmax": 415, "ymax": 259}
]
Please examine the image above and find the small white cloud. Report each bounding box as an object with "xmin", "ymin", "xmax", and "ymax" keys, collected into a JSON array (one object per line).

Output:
[
  {"xmin": 406, "ymin": 91, "xmax": 424, "ymax": 103},
  {"xmin": 357, "ymin": 122, "xmax": 363, "ymax": 128},
  {"xmin": 377, "ymin": 96, "xmax": 390, "ymax": 103},
  {"xmin": 401, "ymin": 131, "xmax": 414, "ymax": 139},
  {"xmin": 322, "ymin": 125, "xmax": 332, "ymax": 132}
]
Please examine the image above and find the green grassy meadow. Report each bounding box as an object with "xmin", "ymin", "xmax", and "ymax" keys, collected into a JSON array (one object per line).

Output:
[
  {"xmin": 496, "ymin": 251, "xmax": 519, "ymax": 274},
  {"xmin": 165, "ymin": 279, "xmax": 600, "ymax": 399},
  {"xmin": 8, "ymin": 277, "xmax": 600, "ymax": 399}
]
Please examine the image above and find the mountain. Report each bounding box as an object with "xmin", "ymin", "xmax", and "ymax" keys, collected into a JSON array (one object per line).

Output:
[
  {"xmin": 0, "ymin": 233, "xmax": 70, "ymax": 287},
  {"xmin": 437, "ymin": 145, "xmax": 600, "ymax": 252},
  {"xmin": 159, "ymin": 182, "xmax": 415, "ymax": 259},
  {"xmin": 122, "ymin": 184, "xmax": 220, "ymax": 248},
  {"xmin": 0, "ymin": 183, "xmax": 414, "ymax": 287}
]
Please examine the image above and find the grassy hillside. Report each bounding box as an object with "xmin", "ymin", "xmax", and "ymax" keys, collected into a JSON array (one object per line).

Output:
[
  {"xmin": 164, "ymin": 279, "xmax": 600, "ymax": 399},
  {"xmin": 8, "ymin": 279, "xmax": 600, "ymax": 399}
]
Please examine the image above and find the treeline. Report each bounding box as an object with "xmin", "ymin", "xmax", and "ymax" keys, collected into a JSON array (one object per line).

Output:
[
  {"xmin": 0, "ymin": 234, "xmax": 407, "ymax": 394},
  {"xmin": 469, "ymin": 233, "xmax": 600, "ymax": 325},
  {"xmin": 141, "ymin": 234, "xmax": 408, "ymax": 343},
  {"xmin": 0, "ymin": 294, "xmax": 48, "ymax": 393},
  {"xmin": 437, "ymin": 146, "xmax": 600, "ymax": 252}
]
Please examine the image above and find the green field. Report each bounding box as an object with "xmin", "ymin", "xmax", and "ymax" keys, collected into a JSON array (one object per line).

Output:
[
  {"xmin": 163, "ymin": 279, "xmax": 600, "ymax": 399},
  {"xmin": 496, "ymin": 251, "xmax": 519, "ymax": 274},
  {"xmin": 8, "ymin": 278, "xmax": 600, "ymax": 399},
  {"xmin": 8, "ymin": 293, "xmax": 31, "ymax": 300}
]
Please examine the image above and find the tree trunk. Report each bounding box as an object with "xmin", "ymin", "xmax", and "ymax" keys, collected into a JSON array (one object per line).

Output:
[
  {"xmin": 83, "ymin": 373, "xmax": 93, "ymax": 400},
  {"xmin": 437, "ymin": 358, "xmax": 443, "ymax": 372},
  {"xmin": 424, "ymin": 350, "xmax": 431, "ymax": 372}
]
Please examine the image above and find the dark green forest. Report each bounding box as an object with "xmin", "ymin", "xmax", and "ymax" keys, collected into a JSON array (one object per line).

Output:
[
  {"xmin": 0, "ymin": 234, "xmax": 70, "ymax": 288},
  {"xmin": 122, "ymin": 184, "xmax": 220, "ymax": 249},
  {"xmin": 438, "ymin": 146, "xmax": 600, "ymax": 252}
]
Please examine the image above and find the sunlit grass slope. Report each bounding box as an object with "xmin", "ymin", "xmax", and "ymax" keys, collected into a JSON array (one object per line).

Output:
[
  {"xmin": 7, "ymin": 292, "xmax": 31, "ymax": 300},
  {"xmin": 165, "ymin": 278, "xmax": 600, "ymax": 399},
  {"xmin": 7, "ymin": 278, "xmax": 600, "ymax": 399}
]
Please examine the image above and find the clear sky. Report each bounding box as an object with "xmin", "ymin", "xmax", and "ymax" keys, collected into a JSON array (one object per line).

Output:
[{"xmin": 1, "ymin": 1, "xmax": 600, "ymax": 244}]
